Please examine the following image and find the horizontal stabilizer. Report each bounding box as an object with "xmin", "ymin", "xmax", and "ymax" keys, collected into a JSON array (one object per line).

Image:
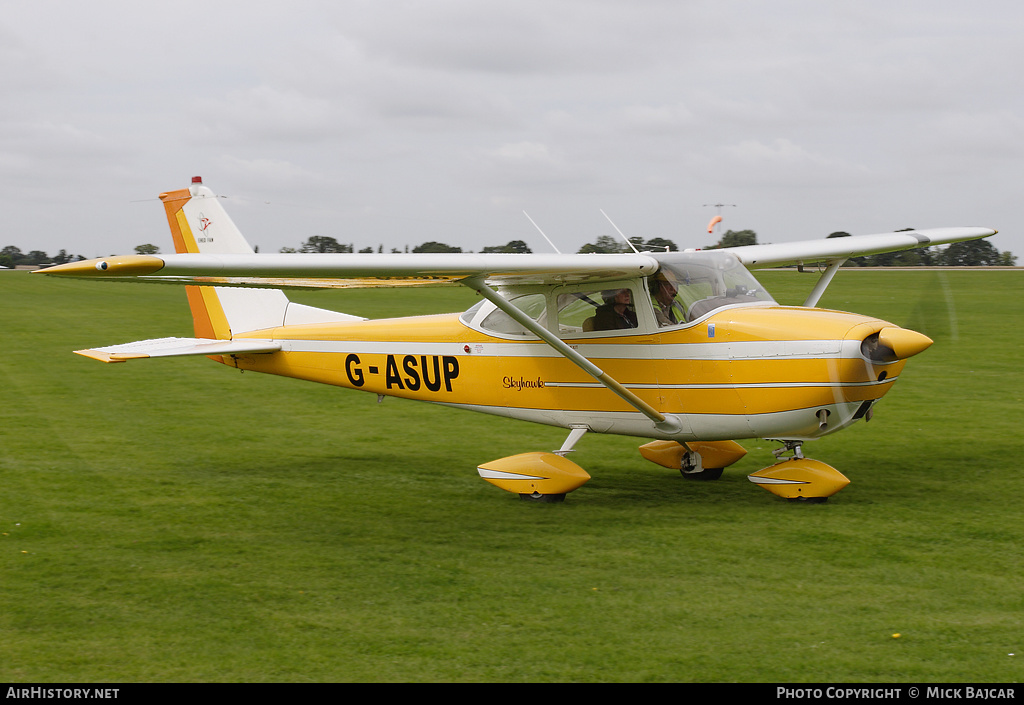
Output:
[{"xmin": 75, "ymin": 337, "xmax": 280, "ymax": 363}]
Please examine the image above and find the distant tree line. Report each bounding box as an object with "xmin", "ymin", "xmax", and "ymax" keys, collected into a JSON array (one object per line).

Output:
[
  {"xmin": 572, "ymin": 229, "xmax": 747, "ymax": 253},
  {"xmin": 278, "ymin": 236, "xmax": 534, "ymax": 255},
  {"xmin": 0, "ymin": 246, "xmax": 84, "ymax": 268},
  {"xmin": 0, "ymin": 243, "xmax": 166, "ymax": 268},
  {"xmin": 7, "ymin": 229, "xmax": 1013, "ymax": 268},
  {"xmin": 575, "ymin": 235, "xmax": 679, "ymax": 253},
  {"xmin": 283, "ymin": 234, "xmax": 685, "ymax": 255}
]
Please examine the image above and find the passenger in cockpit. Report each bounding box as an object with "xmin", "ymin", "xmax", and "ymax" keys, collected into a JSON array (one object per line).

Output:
[{"xmin": 591, "ymin": 289, "xmax": 637, "ymax": 330}]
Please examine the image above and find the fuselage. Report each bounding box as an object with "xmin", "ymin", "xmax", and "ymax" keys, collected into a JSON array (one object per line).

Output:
[{"xmin": 226, "ymin": 301, "xmax": 906, "ymax": 444}]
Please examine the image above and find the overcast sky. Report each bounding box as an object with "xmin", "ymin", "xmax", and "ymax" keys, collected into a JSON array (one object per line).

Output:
[{"xmin": 3, "ymin": 1, "xmax": 1021, "ymax": 259}]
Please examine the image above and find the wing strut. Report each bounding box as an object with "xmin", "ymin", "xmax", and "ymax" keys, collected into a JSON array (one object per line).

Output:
[
  {"xmin": 801, "ymin": 258, "xmax": 846, "ymax": 308},
  {"xmin": 464, "ymin": 278, "xmax": 683, "ymax": 435}
]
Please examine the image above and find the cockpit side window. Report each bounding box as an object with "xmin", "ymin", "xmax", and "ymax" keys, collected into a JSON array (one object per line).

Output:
[
  {"xmin": 555, "ymin": 284, "xmax": 639, "ymax": 335},
  {"xmin": 478, "ymin": 292, "xmax": 548, "ymax": 336}
]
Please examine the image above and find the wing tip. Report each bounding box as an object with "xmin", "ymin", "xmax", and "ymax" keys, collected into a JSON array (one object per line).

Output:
[{"xmin": 38, "ymin": 256, "xmax": 165, "ymax": 278}]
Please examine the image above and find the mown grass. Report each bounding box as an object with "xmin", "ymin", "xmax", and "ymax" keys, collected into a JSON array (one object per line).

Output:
[{"xmin": 1, "ymin": 270, "xmax": 1021, "ymax": 682}]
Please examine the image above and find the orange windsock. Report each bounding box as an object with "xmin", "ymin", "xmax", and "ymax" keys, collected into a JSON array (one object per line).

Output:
[{"xmin": 707, "ymin": 215, "xmax": 722, "ymax": 233}]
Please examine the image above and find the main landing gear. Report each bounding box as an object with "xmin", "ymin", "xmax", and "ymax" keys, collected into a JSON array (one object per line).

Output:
[
  {"xmin": 477, "ymin": 432, "xmax": 851, "ymax": 503},
  {"xmin": 476, "ymin": 426, "xmax": 592, "ymax": 502},
  {"xmin": 747, "ymin": 441, "xmax": 850, "ymax": 502}
]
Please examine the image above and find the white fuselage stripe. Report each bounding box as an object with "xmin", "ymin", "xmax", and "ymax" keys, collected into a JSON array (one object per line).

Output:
[
  {"xmin": 266, "ymin": 338, "xmax": 852, "ymax": 360},
  {"xmin": 544, "ymin": 379, "xmax": 895, "ymax": 390}
]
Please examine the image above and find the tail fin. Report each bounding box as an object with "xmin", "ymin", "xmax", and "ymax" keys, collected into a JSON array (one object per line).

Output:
[
  {"xmin": 159, "ymin": 177, "xmax": 360, "ymax": 339},
  {"xmin": 160, "ymin": 176, "xmax": 259, "ymax": 257}
]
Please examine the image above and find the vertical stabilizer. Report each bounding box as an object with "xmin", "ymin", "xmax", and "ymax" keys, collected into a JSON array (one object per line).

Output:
[{"xmin": 158, "ymin": 177, "xmax": 299, "ymax": 340}]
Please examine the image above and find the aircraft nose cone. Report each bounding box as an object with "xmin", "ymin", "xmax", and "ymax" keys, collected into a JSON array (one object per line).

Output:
[{"xmin": 878, "ymin": 326, "xmax": 933, "ymax": 359}]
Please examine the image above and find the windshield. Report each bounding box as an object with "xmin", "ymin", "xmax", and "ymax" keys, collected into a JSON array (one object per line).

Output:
[{"xmin": 649, "ymin": 251, "xmax": 775, "ymax": 325}]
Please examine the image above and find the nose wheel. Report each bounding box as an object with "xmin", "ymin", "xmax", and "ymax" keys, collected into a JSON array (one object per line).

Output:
[
  {"xmin": 772, "ymin": 440, "xmax": 805, "ymax": 460},
  {"xmin": 638, "ymin": 440, "xmax": 746, "ymax": 481}
]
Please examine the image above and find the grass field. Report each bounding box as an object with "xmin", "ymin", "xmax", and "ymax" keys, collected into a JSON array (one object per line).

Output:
[{"xmin": 1, "ymin": 269, "xmax": 1022, "ymax": 683}]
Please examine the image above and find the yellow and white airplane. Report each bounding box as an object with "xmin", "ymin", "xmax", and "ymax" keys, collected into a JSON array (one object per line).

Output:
[{"xmin": 37, "ymin": 178, "xmax": 996, "ymax": 502}]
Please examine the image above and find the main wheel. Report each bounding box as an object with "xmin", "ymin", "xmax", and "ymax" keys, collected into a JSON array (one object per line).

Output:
[
  {"xmin": 519, "ymin": 492, "xmax": 566, "ymax": 503},
  {"xmin": 681, "ymin": 467, "xmax": 724, "ymax": 481}
]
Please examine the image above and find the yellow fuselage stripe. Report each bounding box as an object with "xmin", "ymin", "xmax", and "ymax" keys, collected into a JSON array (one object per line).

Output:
[{"xmin": 229, "ymin": 308, "xmax": 903, "ymax": 416}]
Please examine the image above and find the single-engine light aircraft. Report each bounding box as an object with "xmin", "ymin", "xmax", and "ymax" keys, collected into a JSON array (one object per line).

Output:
[{"xmin": 37, "ymin": 178, "xmax": 997, "ymax": 502}]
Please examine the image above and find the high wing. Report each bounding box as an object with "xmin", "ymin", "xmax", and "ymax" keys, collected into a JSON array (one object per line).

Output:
[
  {"xmin": 724, "ymin": 227, "xmax": 996, "ymax": 268},
  {"xmin": 34, "ymin": 175, "xmax": 994, "ymax": 289},
  {"xmin": 36, "ymin": 252, "xmax": 662, "ymax": 289},
  {"xmin": 36, "ymin": 226, "xmax": 995, "ymax": 289}
]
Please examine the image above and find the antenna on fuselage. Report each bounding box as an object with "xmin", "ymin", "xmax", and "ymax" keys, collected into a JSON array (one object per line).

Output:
[
  {"xmin": 522, "ymin": 211, "xmax": 562, "ymax": 254},
  {"xmin": 600, "ymin": 209, "xmax": 641, "ymax": 254}
]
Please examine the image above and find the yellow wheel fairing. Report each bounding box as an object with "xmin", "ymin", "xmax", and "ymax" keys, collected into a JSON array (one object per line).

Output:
[
  {"xmin": 477, "ymin": 452, "xmax": 591, "ymax": 497},
  {"xmin": 748, "ymin": 458, "xmax": 851, "ymax": 500},
  {"xmin": 639, "ymin": 440, "xmax": 748, "ymax": 470}
]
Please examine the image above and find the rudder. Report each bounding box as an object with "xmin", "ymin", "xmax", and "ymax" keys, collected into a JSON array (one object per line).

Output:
[{"xmin": 159, "ymin": 177, "xmax": 294, "ymax": 340}]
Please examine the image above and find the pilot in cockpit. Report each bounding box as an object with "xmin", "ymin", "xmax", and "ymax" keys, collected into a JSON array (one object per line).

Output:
[{"xmin": 650, "ymin": 275, "xmax": 685, "ymax": 327}]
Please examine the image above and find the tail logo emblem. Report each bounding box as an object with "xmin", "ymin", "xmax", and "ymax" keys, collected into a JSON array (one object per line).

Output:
[{"xmin": 197, "ymin": 213, "xmax": 214, "ymax": 244}]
